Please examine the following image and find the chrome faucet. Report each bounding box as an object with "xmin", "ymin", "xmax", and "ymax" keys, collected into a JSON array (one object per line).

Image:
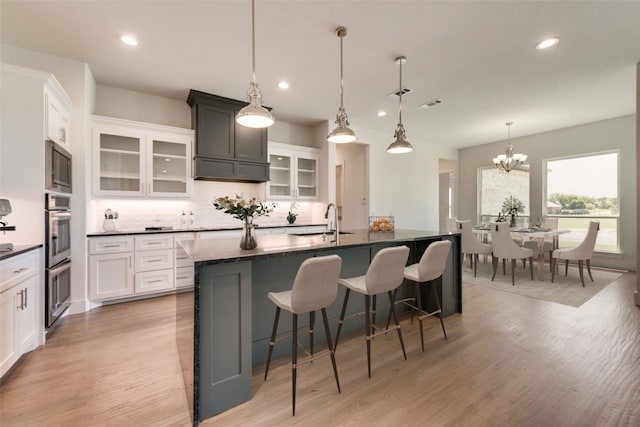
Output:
[{"xmin": 324, "ymin": 203, "xmax": 339, "ymax": 239}]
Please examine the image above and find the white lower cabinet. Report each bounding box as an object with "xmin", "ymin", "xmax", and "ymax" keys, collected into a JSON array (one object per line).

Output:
[
  {"xmin": 89, "ymin": 251, "xmax": 135, "ymax": 300},
  {"xmin": 1, "ymin": 250, "xmax": 40, "ymax": 379}
]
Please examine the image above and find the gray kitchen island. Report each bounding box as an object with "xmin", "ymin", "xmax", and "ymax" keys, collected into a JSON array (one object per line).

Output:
[{"xmin": 177, "ymin": 229, "xmax": 461, "ymax": 425}]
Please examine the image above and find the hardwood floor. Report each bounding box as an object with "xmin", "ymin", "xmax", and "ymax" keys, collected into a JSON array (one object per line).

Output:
[{"xmin": 1, "ymin": 274, "xmax": 638, "ymax": 426}]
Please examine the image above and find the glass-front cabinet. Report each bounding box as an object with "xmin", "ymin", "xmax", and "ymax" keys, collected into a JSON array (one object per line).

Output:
[
  {"xmin": 267, "ymin": 142, "xmax": 319, "ymax": 200},
  {"xmin": 92, "ymin": 116, "xmax": 193, "ymax": 197}
]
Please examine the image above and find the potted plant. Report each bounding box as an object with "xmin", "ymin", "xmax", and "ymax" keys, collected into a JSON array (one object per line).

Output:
[
  {"xmin": 287, "ymin": 201, "xmax": 298, "ymax": 224},
  {"xmin": 501, "ymin": 195, "xmax": 525, "ymax": 227},
  {"xmin": 213, "ymin": 195, "xmax": 276, "ymax": 249}
]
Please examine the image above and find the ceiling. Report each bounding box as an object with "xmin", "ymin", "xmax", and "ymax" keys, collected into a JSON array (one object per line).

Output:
[{"xmin": 1, "ymin": 1, "xmax": 639, "ymax": 149}]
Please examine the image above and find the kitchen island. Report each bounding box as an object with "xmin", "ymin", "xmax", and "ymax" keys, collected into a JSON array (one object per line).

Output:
[{"xmin": 177, "ymin": 229, "xmax": 461, "ymax": 425}]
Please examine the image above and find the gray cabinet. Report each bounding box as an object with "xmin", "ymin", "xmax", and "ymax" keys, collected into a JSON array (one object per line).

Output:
[{"xmin": 187, "ymin": 90, "xmax": 269, "ymax": 182}]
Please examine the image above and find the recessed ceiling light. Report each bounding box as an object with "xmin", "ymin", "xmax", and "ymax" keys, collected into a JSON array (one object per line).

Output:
[
  {"xmin": 120, "ymin": 35, "xmax": 138, "ymax": 46},
  {"xmin": 278, "ymin": 81, "xmax": 289, "ymax": 89},
  {"xmin": 535, "ymin": 37, "xmax": 559, "ymax": 50},
  {"xmin": 377, "ymin": 111, "xmax": 386, "ymax": 117}
]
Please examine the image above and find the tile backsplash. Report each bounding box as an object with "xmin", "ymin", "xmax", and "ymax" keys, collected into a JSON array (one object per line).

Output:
[{"xmin": 89, "ymin": 180, "xmax": 326, "ymax": 232}]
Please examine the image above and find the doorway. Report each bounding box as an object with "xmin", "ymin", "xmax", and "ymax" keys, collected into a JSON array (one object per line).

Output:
[
  {"xmin": 336, "ymin": 144, "xmax": 369, "ymax": 230},
  {"xmin": 439, "ymin": 159, "xmax": 457, "ymax": 231}
]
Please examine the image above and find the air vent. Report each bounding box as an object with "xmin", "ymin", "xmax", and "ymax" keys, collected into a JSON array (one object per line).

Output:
[
  {"xmin": 387, "ymin": 87, "xmax": 411, "ymax": 97},
  {"xmin": 419, "ymin": 99, "xmax": 442, "ymax": 109}
]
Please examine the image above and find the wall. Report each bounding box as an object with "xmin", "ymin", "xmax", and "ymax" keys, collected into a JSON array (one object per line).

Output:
[
  {"xmin": 356, "ymin": 126, "xmax": 459, "ymax": 231},
  {"xmin": 335, "ymin": 143, "xmax": 369, "ymax": 229},
  {"xmin": 0, "ymin": 45, "xmax": 95, "ymax": 314},
  {"xmin": 458, "ymin": 115, "xmax": 636, "ymax": 271},
  {"xmin": 636, "ymin": 62, "xmax": 639, "ymax": 305}
]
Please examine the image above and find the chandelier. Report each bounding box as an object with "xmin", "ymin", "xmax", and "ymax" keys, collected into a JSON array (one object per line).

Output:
[{"xmin": 493, "ymin": 122, "xmax": 527, "ymax": 173}]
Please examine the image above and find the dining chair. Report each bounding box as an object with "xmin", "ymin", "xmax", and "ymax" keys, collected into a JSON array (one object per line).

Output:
[
  {"xmin": 490, "ymin": 222, "xmax": 534, "ymax": 285},
  {"xmin": 551, "ymin": 221, "xmax": 599, "ymax": 287},
  {"xmin": 457, "ymin": 220, "xmax": 492, "ymax": 277},
  {"xmin": 523, "ymin": 217, "xmax": 559, "ymax": 271},
  {"xmin": 446, "ymin": 217, "xmax": 458, "ymax": 233}
]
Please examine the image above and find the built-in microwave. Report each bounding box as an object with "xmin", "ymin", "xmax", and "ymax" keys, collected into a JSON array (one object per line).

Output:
[{"xmin": 45, "ymin": 140, "xmax": 72, "ymax": 193}]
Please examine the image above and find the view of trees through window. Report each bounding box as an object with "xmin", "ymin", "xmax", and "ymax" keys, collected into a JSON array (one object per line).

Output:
[{"xmin": 545, "ymin": 152, "xmax": 619, "ymax": 252}]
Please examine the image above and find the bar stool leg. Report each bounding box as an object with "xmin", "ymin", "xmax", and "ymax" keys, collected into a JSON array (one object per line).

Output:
[
  {"xmin": 431, "ymin": 281, "xmax": 447, "ymax": 340},
  {"xmin": 321, "ymin": 308, "xmax": 341, "ymax": 393},
  {"xmin": 365, "ymin": 294, "xmax": 372, "ymax": 378},
  {"xmin": 292, "ymin": 313, "xmax": 298, "ymax": 416},
  {"xmin": 415, "ymin": 282, "xmax": 425, "ymax": 352},
  {"xmin": 388, "ymin": 290, "xmax": 406, "ymax": 360},
  {"xmin": 371, "ymin": 295, "xmax": 377, "ymax": 337},
  {"xmin": 309, "ymin": 311, "xmax": 315, "ymax": 359},
  {"xmin": 334, "ymin": 288, "xmax": 351, "ymax": 351},
  {"xmin": 264, "ymin": 306, "xmax": 281, "ymax": 381}
]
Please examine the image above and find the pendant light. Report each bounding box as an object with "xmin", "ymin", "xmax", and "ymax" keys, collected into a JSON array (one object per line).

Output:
[
  {"xmin": 327, "ymin": 26, "xmax": 357, "ymax": 144},
  {"xmin": 492, "ymin": 122, "xmax": 527, "ymax": 173},
  {"xmin": 387, "ymin": 56, "xmax": 413, "ymax": 154},
  {"xmin": 236, "ymin": 0, "xmax": 274, "ymax": 129}
]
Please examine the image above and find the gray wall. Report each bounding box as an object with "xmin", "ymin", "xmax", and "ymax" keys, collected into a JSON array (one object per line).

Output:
[{"xmin": 459, "ymin": 114, "xmax": 636, "ymax": 271}]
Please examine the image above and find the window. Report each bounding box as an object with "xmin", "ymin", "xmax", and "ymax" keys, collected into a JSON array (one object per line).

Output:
[
  {"xmin": 479, "ymin": 167, "xmax": 529, "ymax": 224},
  {"xmin": 545, "ymin": 152, "xmax": 619, "ymax": 252}
]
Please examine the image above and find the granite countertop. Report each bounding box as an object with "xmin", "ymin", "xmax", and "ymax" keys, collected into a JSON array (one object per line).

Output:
[
  {"xmin": 0, "ymin": 244, "xmax": 43, "ymax": 261},
  {"xmin": 86, "ymin": 223, "xmax": 327, "ymax": 237},
  {"xmin": 180, "ymin": 229, "xmax": 453, "ymax": 264}
]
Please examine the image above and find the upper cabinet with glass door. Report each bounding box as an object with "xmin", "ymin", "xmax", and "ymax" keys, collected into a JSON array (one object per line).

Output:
[
  {"xmin": 267, "ymin": 142, "xmax": 319, "ymax": 200},
  {"xmin": 92, "ymin": 116, "xmax": 193, "ymax": 198}
]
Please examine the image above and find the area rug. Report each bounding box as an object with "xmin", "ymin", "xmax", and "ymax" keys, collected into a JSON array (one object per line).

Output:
[{"xmin": 462, "ymin": 259, "xmax": 622, "ymax": 308}]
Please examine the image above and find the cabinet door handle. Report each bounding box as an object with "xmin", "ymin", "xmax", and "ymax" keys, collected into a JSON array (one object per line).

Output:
[
  {"xmin": 147, "ymin": 258, "xmax": 162, "ymax": 263},
  {"xmin": 13, "ymin": 267, "xmax": 28, "ymax": 274},
  {"xmin": 16, "ymin": 289, "xmax": 24, "ymax": 310},
  {"xmin": 103, "ymin": 244, "xmax": 120, "ymax": 248},
  {"xmin": 147, "ymin": 242, "xmax": 162, "ymax": 245},
  {"xmin": 148, "ymin": 279, "xmax": 162, "ymax": 284},
  {"xmin": 24, "ymin": 288, "xmax": 27, "ymax": 308}
]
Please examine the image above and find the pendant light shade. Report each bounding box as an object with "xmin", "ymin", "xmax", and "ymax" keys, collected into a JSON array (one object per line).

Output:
[
  {"xmin": 387, "ymin": 56, "xmax": 413, "ymax": 154},
  {"xmin": 236, "ymin": 0, "xmax": 274, "ymax": 129},
  {"xmin": 327, "ymin": 27, "xmax": 357, "ymax": 144}
]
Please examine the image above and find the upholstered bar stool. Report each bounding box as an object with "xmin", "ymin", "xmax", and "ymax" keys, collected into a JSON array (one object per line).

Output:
[
  {"xmin": 334, "ymin": 245, "xmax": 410, "ymax": 378},
  {"xmin": 264, "ymin": 254, "xmax": 342, "ymax": 416},
  {"xmin": 401, "ymin": 240, "xmax": 452, "ymax": 351}
]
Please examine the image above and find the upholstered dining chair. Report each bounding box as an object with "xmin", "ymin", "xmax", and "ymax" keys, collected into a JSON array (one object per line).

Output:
[
  {"xmin": 457, "ymin": 220, "xmax": 492, "ymax": 277},
  {"xmin": 551, "ymin": 221, "xmax": 599, "ymax": 287},
  {"xmin": 490, "ymin": 222, "xmax": 534, "ymax": 285},
  {"xmin": 523, "ymin": 217, "xmax": 559, "ymax": 271}
]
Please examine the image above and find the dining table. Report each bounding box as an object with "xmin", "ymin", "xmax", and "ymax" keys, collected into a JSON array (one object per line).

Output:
[{"xmin": 473, "ymin": 225, "xmax": 571, "ymax": 281}]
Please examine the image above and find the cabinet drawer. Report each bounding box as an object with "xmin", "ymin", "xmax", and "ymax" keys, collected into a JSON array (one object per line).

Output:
[
  {"xmin": 88, "ymin": 236, "xmax": 134, "ymax": 255},
  {"xmin": 135, "ymin": 249, "xmax": 174, "ymax": 272},
  {"xmin": 135, "ymin": 234, "xmax": 173, "ymax": 251},
  {"xmin": 175, "ymin": 266, "xmax": 194, "ymax": 289},
  {"xmin": 175, "ymin": 248, "xmax": 193, "ymax": 268},
  {"xmin": 174, "ymin": 232, "xmax": 195, "ymax": 248},
  {"xmin": 1, "ymin": 250, "xmax": 38, "ymax": 292},
  {"xmin": 135, "ymin": 269, "xmax": 174, "ymax": 294}
]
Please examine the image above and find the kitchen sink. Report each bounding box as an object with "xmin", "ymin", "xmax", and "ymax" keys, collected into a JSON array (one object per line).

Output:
[{"xmin": 291, "ymin": 231, "xmax": 352, "ymax": 237}]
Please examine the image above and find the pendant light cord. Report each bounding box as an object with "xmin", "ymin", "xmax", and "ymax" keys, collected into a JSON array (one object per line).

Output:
[
  {"xmin": 251, "ymin": 0, "xmax": 256, "ymax": 85},
  {"xmin": 339, "ymin": 30, "xmax": 345, "ymax": 109},
  {"xmin": 398, "ymin": 59, "xmax": 403, "ymax": 125}
]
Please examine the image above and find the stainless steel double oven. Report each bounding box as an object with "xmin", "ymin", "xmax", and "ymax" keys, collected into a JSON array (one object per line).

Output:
[{"xmin": 45, "ymin": 193, "xmax": 71, "ymax": 328}]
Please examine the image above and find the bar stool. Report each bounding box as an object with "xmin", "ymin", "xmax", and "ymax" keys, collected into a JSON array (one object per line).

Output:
[
  {"xmin": 264, "ymin": 254, "xmax": 342, "ymax": 416},
  {"xmin": 401, "ymin": 240, "xmax": 452, "ymax": 351},
  {"xmin": 334, "ymin": 245, "xmax": 410, "ymax": 378}
]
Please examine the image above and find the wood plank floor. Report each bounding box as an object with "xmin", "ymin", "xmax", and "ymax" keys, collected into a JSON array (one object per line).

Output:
[{"xmin": 1, "ymin": 273, "xmax": 638, "ymax": 426}]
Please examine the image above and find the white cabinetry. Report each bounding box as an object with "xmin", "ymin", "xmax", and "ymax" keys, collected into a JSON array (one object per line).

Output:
[
  {"xmin": 134, "ymin": 235, "xmax": 174, "ymax": 294},
  {"xmin": 267, "ymin": 142, "xmax": 319, "ymax": 200},
  {"xmin": 174, "ymin": 232, "xmax": 195, "ymax": 290},
  {"xmin": 92, "ymin": 116, "xmax": 193, "ymax": 198},
  {"xmin": 44, "ymin": 80, "xmax": 73, "ymax": 150},
  {"xmin": 1, "ymin": 250, "xmax": 40, "ymax": 379},
  {"xmin": 88, "ymin": 236, "xmax": 135, "ymax": 300}
]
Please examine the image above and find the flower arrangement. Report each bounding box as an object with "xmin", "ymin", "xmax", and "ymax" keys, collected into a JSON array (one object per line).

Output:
[
  {"xmin": 501, "ymin": 195, "xmax": 525, "ymax": 217},
  {"xmin": 213, "ymin": 195, "xmax": 276, "ymax": 223}
]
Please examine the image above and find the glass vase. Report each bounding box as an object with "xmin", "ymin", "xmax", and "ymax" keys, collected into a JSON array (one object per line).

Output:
[
  {"xmin": 509, "ymin": 215, "xmax": 517, "ymax": 228},
  {"xmin": 240, "ymin": 219, "xmax": 258, "ymax": 250}
]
